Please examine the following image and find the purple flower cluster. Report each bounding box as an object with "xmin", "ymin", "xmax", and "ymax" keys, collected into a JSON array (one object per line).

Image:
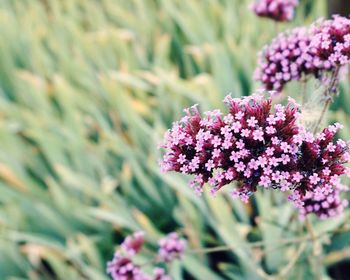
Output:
[
  {"xmin": 158, "ymin": 233, "xmax": 187, "ymax": 262},
  {"xmin": 160, "ymin": 94, "xmax": 301, "ymax": 201},
  {"xmin": 298, "ymin": 189, "xmax": 349, "ymax": 220},
  {"xmin": 107, "ymin": 231, "xmax": 186, "ymax": 280},
  {"xmin": 107, "ymin": 253, "xmax": 149, "ymax": 280},
  {"xmin": 121, "ymin": 231, "xmax": 145, "ymax": 256},
  {"xmin": 289, "ymin": 124, "xmax": 350, "ymax": 219},
  {"xmin": 254, "ymin": 28, "xmax": 316, "ymax": 92},
  {"xmin": 310, "ymin": 15, "xmax": 350, "ymax": 68},
  {"xmin": 251, "ymin": 0, "xmax": 298, "ymax": 22},
  {"xmin": 255, "ymin": 16, "xmax": 350, "ymax": 92},
  {"xmin": 160, "ymin": 94, "xmax": 350, "ymax": 218}
]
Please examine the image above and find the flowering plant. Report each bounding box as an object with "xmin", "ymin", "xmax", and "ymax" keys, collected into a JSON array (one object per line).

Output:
[
  {"xmin": 107, "ymin": 14, "xmax": 350, "ymax": 280},
  {"xmin": 107, "ymin": 232, "xmax": 186, "ymax": 280}
]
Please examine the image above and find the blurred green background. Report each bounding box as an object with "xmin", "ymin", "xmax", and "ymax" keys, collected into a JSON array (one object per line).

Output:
[{"xmin": 0, "ymin": 0, "xmax": 350, "ymax": 279}]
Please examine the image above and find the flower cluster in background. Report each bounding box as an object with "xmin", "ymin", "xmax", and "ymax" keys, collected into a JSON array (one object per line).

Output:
[
  {"xmin": 107, "ymin": 232, "xmax": 186, "ymax": 280},
  {"xmin": 254, "ymin": 28, "xmax": 316, "ymax": 92},
  {"xmin": 310, "ymin": 15, "xmax": 350, "ymax": 68},
  {"xmin": 158, "ymin": 233, "xmax": 187, "ymax": 262},
  {"xmin": 255, "ymin": 15, "xmax": 350, "ymax": 92},
  {"xmin": 251, "ymin": 0, "xmax": 299, "ymax": 22},
  {"xmin": 160, "ymin": 94, "xmax": 350, "ymax": 218}
]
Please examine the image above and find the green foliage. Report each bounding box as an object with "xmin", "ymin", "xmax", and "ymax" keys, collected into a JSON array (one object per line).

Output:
[{"xmin": 0, "ymin": 0, "xmax": 349, "ymax": 279}]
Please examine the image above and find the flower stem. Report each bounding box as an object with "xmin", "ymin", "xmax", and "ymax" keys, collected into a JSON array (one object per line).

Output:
[
  {"xmin": 189, "ymin": 231, "xmax": 328, "ymax": 255},
  {"xmin": 313, "ymin": 98, "xmax": 331, "ymax": 133},
  {"xmin": 277, "ymin": 241, "xmax": 307, "ymax": 279},
  {"xmin": 300, "ymin": 77, "xmax": 307, "ymax": 106},
  {"xmin": 313, "ymin": 67, "xmax": 340, "ymax": 133}
]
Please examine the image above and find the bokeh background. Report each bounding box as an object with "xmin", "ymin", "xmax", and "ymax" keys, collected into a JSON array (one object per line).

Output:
[{"xmin": 0, "ymin": 0, "xmax": 350, "ymax": 279}]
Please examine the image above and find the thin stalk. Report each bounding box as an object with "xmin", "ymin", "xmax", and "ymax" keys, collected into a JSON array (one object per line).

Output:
[
  {"xmin": 313, "ymin": 98, "xmax": 332, "ymax": 133},
  {"xmin": 300, "ymin": 77, "xmax": 307, "ymax": 106},
  {"xmin": 277, "ymin": 242, "xmax": 307, "ymax": 279},
  {"xmin": 305, "ymin": 216, "xmax": 322, "ymax": 280},
  {"xmin": 313, "ymin": 67, "xmax": 340, "ymax": 133},
  {"xmin": 189, "ymin": 231, "xmax": 328, "ymax": 255}
]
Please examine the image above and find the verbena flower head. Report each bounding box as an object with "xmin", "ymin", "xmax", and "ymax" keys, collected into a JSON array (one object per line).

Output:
[
  {"xmin": 310, "ymin": 15, "xmax": 350, "ymax": 68},
  {"xmin": 107, "ymin": 231, "xmax": 180, "ymax": 279},
  {"xmin": 251, "ymin": 0, "xmax": 298, "ymax": 22},
  {"xmin": 289, "ymin": 123, "xmax": 350, "ymax": 218},
  {"xmin": 121, "ymin": 231, "xmax": 145, "ymax": 256},
  {"xmin": 255, "ymin": 16, "xmax": 350, "ymax": 93},
  {"xmin": 255, "ymin": 28, "xmax": 317, "ymax": 92},
  {"xmin": 160, "ymin": 94, "xmax": 350, "ymax": 218},
  {"xmin": 158, "ymin": 232, "xmax": 186, "ymax": 262},
  {"xmin": 160, "ymin": 94, "xmax": 302, "ymax": 202},
  {"xmin": 107, "ymin": 252, "xmax": 150, "ymax": 280},
  {"xmin": 298, "ymin": 189, "xmax": 349, "ymax": 220}
]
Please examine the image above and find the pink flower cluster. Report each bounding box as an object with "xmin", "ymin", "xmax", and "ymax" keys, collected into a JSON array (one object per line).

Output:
[
  {"xmin": 160, "ymin": 94, "xmax": 301, "ymax": 201},
  {"xmin": 121, "ymin": 231, "xmax": 145, "ymax": 256},
  {"xmin": 107, "ymin": 253, "xmax": 149, "ymax": 280},
  {"xmin": 255, "ymin": 16, "xmax": 350, "ymax": 92},
  {"xmin": 107, "ymin": 231, "xmax": 186, "ymax": 280},
  {"xmin": 251, "ymin": 0, "xmax": 298, "ymax": 22},
  {"xmin": 310, "ymin": 15, "xmax": 350, "ymax": 68},
  {"xmin": 160, "ymin": 94, "xmax": 350, "ymax": 218},
  {"xmin": 289, "ymin": 124, "xmax": 350, "ymax": 219},
  {"xmin": 254, "ymin": 28, "xmax": 316, "ymax": 92},
  {"xmin": 158, "ymin": 233, "xmax": 187, "ymax": 262}
]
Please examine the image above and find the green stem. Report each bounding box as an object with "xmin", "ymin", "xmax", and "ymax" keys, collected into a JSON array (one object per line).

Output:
[
  {"xmin": 313, "ymin": 67, "xmax": 340, "ymax": 133},
  {"xmin": 189, "ymin": 231, "xmax": 328, "ymax": 255},
  {"xmin": 300, "ymin": 77, "xmax": 307, "ymax": 106},
  {"xmin": 277, "ymin": 242, "xmax": 307, "ymax": 279}
]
